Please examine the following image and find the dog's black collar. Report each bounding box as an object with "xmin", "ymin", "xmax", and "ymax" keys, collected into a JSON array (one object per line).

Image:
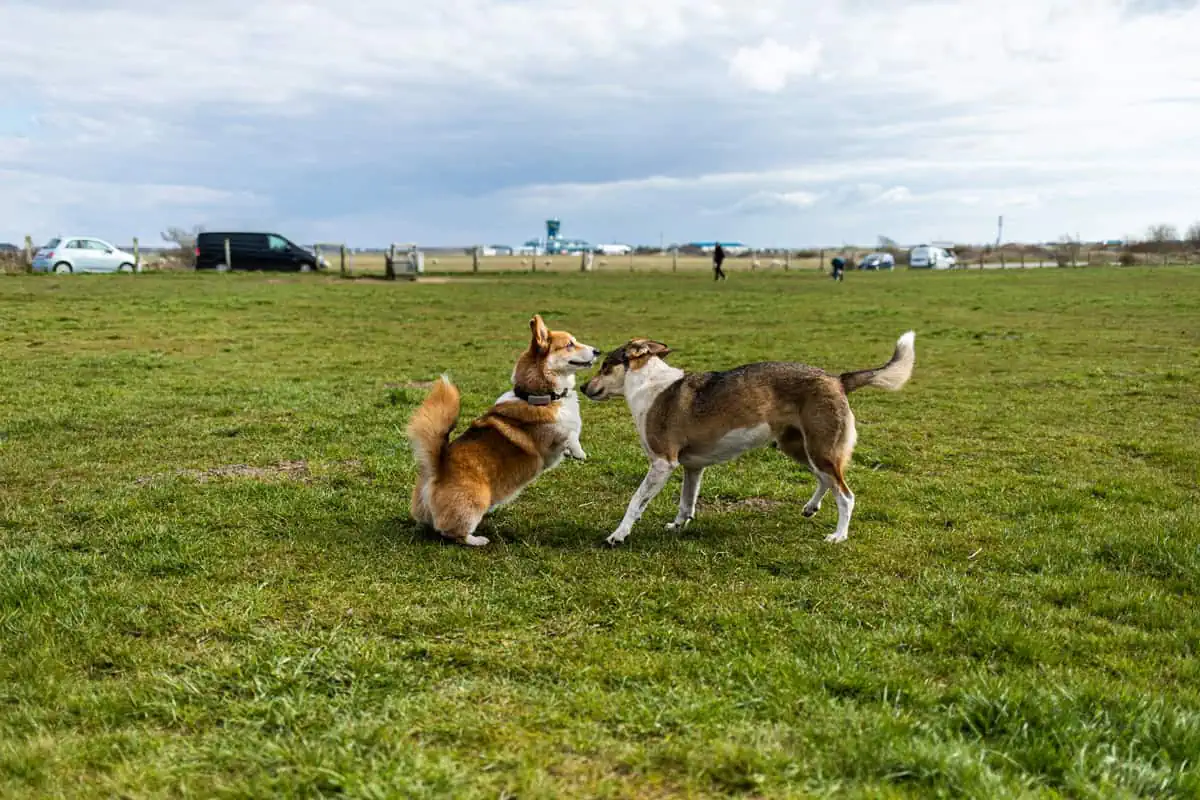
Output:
[{"xmin": 514, "ymin": 386, "xmax": 571, "ymax": 406}]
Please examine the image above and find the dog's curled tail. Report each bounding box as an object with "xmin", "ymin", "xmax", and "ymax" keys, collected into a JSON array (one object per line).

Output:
[
  {"xmin": 406, "ymin": 375, "xmax": 460, "ymax": 477},
  {"xmin": 840, "ymin": 330, "xmax": 916, "ymax": 394}
]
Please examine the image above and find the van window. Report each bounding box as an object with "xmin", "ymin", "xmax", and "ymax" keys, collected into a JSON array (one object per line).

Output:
[{"xmin": 267, "ymin": 235, "xmax": 288, "ymax": 251}]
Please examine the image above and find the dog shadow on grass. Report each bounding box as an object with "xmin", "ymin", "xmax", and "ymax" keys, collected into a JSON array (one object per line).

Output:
[{"xmin": 365, "ymin": 496, "xmax": 826, "ymax": 552}]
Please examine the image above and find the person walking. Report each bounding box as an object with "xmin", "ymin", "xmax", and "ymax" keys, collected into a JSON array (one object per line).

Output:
[
  {"xmin": 712, "ymin": 242, "xmax": 728, "ymax": 281},
  {"xmin": 830, "ymin": 255, "xmax": 846, "ymax": 281}
]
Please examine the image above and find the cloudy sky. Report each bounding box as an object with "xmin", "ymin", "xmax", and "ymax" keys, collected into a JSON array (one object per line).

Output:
[{"xmin": 2, "ymin": 0, "xmax": 1199, "ymax": 248}]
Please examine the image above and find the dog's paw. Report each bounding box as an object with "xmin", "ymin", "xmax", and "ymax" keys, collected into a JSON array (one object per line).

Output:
[
  {"xmin": 824, "ymin": 532, "xmax": 847, "ymax": 544},
  {"xmin": 463, "ymin": 535, "xmax": 491, "ymax": 547},
  {"xmin": 604, "ymin": 532, "xmax": 626, "ymax": 547},
  {"xmin": 665, "ymin": 517, "xmax": 692, "ymax": 531},
  {"xmin": 570, "ymin": 449, "xmax": 589, "ymax": 461},
  {"xmin": 802, "ymin": 505, "xmax": 820, "ymax": 518}
]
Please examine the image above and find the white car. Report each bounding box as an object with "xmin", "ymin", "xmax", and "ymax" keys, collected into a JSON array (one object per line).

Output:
[
  {"xmin": 31, "ymin": 237, "xmax": 138, "ymax": 273},
  {"xmin": 909, "ymin": 245, "xmax": 957, "ymax": 270}
]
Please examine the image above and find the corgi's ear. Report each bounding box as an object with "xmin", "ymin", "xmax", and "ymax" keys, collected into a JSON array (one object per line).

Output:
[{"xmin": 529, "ymin": 314, "xmax": 550, "ymax": 354}]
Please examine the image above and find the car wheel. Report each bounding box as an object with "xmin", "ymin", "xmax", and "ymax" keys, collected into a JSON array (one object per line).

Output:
[
  {"xmin": 53, "ymin": 262, "xmax": 72, "ymax": 273},
  {"xmin": 118, "ymin": 262, "xmax": 135, "ymax": 273}
]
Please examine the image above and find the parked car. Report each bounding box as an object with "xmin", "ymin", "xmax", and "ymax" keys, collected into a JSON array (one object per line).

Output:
[
  {"xmin": 857, "ymin": 252, "xmax": 896, "ymax": 270},
  {"xmin": 909, "ymin": 245, "xmax": 957, "ymax": 269},
  {"xmin": 31, "ymin": 237, "xmax": 138, "ymax": 273},
  {"xmin": 194, "ymin": 231, "xmax": 323, "ymax": 271}
]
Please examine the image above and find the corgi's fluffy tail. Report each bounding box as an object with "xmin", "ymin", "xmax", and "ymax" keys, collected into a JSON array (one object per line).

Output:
[{"xmin": 406, "ymin": 375, "xmax": 459, "ymax": 478}]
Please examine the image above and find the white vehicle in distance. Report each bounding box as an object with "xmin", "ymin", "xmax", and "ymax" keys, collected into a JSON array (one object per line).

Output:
[
  {"xmin": 31, "ymin": 237, "xmax": 138, "ymax": 273},
  {"xmin": 595, "ymin": 243, "xmax": 634, "ymax": 256},
  {"xmin": 908, "ymin": 244, "xmax": 957, "ymax": 269}
]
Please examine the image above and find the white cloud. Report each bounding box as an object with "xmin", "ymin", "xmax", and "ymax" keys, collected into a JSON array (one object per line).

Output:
[
  {"xmin": 728, "ymin": 37, "xmax": 823, "ymax": 93},
  {"xmin": 2, "ymin": 0, "xmax": 1200, "ymax": 246},
  {"xmin": 873, "ymin": 186, "xmax": 913, "ymax": 205},
  {"xmin": 722, "ymin": 189, "xmax": 822, "ymax": 215}
]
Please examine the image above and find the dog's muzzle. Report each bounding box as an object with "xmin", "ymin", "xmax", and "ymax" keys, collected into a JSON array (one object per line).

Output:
[{"xmin": 569, "ymin": 348, "xmax": 602, "ymax": 368}]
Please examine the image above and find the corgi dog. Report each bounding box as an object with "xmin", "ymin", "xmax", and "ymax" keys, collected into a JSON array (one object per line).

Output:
[
  {"xmin": 407, "ymin": 315, "xmax": 601, "ymax": 546},
  {"xmin": 582, "ymin": 331, "xmax": 915, "ymax": 546}
]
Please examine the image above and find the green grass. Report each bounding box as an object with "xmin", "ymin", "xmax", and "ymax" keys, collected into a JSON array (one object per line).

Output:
[{"xmin": 1, "ymin": 267, "xmax": 1198, "ymax": 798}]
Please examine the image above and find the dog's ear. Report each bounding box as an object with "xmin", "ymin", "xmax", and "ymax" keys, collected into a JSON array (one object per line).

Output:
[
  {"xmin": 645, "ymin": 341, "xmax": 671, "ymax": 359},
  {"xmin": 529, "ymin": 314, "xmax": 550, "ymax": 354},
  {"xmin": 626, "ymin": 339, "xmax": 671, "ymax": 360}
]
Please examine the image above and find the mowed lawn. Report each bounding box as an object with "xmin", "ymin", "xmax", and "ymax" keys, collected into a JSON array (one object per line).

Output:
[{"xmin": 1, "ymin": 267, "xmax": 1198, "ymax": 798}]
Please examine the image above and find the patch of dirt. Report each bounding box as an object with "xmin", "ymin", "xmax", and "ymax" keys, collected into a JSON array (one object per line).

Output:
[
  {"xmin": 136, "ymin": 459, "xmax": 362, "ymax": 486},
  {"xmin": 706, "ymin": 496, "xmax": 786, "ymax": 512}
]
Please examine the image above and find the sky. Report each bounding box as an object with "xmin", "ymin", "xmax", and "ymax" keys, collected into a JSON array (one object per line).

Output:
[{"xmin": 2, "ymin": 0, "xmax": 1200, "ymax": 249}]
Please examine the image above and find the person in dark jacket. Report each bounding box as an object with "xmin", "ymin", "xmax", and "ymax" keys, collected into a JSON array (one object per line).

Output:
[
  {"xmin": 712, "ymin": 243, "xmax": 727, "ymax": 281},
  {"xmin": 830, "ymin": 255, "xmax": 846, "ymax": 281}
]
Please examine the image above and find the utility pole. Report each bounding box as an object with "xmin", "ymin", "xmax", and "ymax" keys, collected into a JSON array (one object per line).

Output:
[{"xmin": 997, "ymin": 215, "xmax": 1004, "ymax": 247}]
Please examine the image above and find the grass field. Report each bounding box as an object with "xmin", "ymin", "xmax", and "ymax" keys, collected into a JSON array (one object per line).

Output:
[{"xmin": 2, "ymin": 267, "xmax": 1199, "ymax": 798}]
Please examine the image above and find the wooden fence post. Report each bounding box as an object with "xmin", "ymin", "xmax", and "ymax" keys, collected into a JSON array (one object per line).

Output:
[
  {"xmin": 629, "ymin": 250, "xmax": 635, "ymax": 272},
  {"xmin": 224, "ymin": 238, "xmax": 232, "ymax": 271},
  {"xmin": 1000, "ymin": 249, "xmax": 1005, "ymax": 269},
  {"xmin": 24, "ymin": 235, "xmax": 34, "ymax": 272},
  {"xmin": 784, "ymin": 250, "xmax": 791, "ymax": 271},
  {"xmin": 979, "ymin": 251, "xmax": 985, "ymax": 269},
  {"xmin": 313, "ymin": 244, "xmax": 320, "ymax": 272},
  {"xmin": 1021, "ymin": 250, "xmax": 1025, "ymax": 269},
  {"xmin": 672, "ymin": 248, "xmax": 678, "ymax": 272},
  {"xmin": 385, "ymin": 243, "xmax": 397, "ymax": 280},
  {"xmin": 473, "ymin": 246, "xmax": 480, "ymax": 273},
  {"xmin": 132, "ymin": 237, "xmax": 140, "ymax": 272},
  {"xmin": 340, "ymin": 245, "xmax": 347, "ymax": 275},
  {"xmin": 819, "ymin": 249, "xmax": 825, "ymax": 272}
]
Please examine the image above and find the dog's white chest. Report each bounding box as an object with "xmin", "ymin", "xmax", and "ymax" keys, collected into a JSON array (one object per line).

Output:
[{"xmin": 555, "ymin": 392, "xmax": 583, "ymax": 435}]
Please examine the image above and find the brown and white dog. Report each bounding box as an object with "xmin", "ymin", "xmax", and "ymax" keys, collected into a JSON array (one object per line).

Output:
[
  {"xmin": 582, "ymin": 331, "xmax": 915, "ymax": 546},
  {"xmin": 407, "ymin": 315, "xmax": 601, "ymax": 546}
]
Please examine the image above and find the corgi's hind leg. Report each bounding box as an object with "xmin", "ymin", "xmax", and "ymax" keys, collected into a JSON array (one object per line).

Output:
[{"xmin": 431, "ymin": 484, "xmax": 492, "ymax": 546}]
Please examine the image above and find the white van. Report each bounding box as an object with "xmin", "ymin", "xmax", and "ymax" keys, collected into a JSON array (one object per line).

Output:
[{"xmin": 909, "ymin": 245, "xmax": 957, "ymax": 269}]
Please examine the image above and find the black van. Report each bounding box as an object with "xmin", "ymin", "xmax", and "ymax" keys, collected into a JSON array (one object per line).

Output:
[{"xmin": 194, "ymin": 231, "xmax": 323, "ymax": 271}]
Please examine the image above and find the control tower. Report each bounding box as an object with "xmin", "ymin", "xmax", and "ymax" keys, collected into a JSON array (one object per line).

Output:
[{"xmin": 545, "ymin": 219, "xmax": 561, "ymax": 251}]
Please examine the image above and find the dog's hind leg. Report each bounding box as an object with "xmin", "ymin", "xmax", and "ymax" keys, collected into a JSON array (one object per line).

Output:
[
  {"xmin": 667, "ymin": 467, "xmax": 704, "ymax": 530},
  {"xmin": 802, "ymin": 414, "xmax": 857, "ymax": 544},
  {"xmin": 431, "ymin": 485, "xmax": 491, "ymax": 546},
  {"xmin": 410, "ymin": 478, "xmax": 434, "ymax": 527},
  {"xmin": 775, "ymin": 426, "xmax": 831, "ymax": 519}
]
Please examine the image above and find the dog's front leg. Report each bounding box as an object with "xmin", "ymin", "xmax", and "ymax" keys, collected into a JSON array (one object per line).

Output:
[
  {"xmin": 565, "ymin": 433, "xmax": 588, "ymax": 460},
  {"xmin": 606, "ymin": 458, "xmax": 676, "ymax": 546}
]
